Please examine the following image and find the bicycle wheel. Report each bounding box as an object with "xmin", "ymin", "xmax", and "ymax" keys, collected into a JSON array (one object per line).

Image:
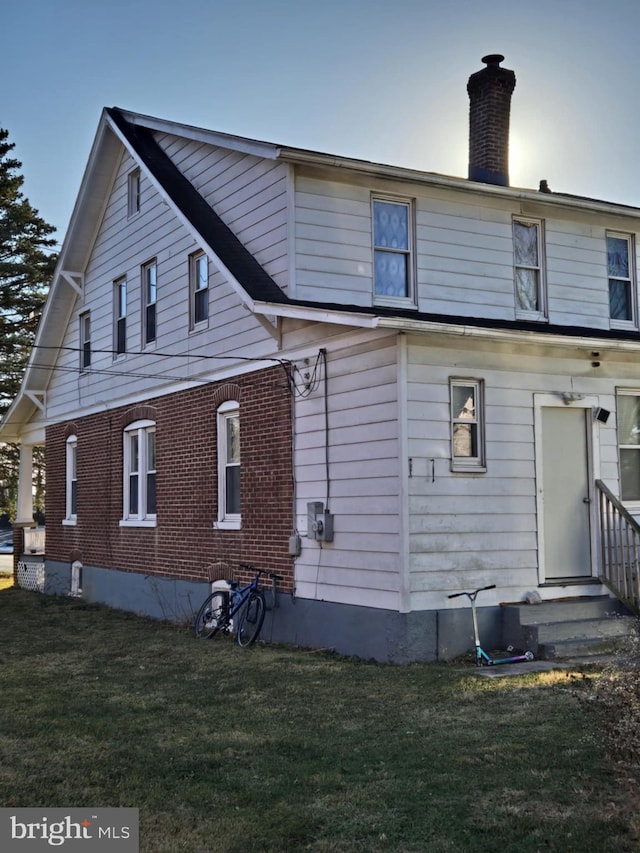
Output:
[
  {"xmin": 236, "ymin": 590, "xmax": 266, "ymax": 647},
  {"xmin": 194, "ymin": 591, "xmax": 228, "ymax": 639}
]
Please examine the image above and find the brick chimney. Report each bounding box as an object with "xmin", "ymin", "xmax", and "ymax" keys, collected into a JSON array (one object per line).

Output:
[{"xmin": 467, "ymin": 54, "xmax": 516, "ymax": 187}]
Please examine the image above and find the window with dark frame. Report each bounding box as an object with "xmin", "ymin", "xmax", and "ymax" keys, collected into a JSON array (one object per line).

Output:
[
  {"xmin": 190, "ymin": 252, "xmax": 209, "ymax": 327},
  {"xmin": 115, "ymin": 277, "xmax": 127, "ymax": 355},
  {"xmin": 79, "ymin": 312, "xmax": 91, "ymax": 370},
  {"xmin": 142, "ymin": 260, "xmax": 157, "ymax": 345}
]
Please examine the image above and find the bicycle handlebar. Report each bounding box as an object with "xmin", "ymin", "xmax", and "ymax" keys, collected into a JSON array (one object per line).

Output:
[
  {"xmin": 447, "ymin": 583, "xmax": 496, "ymax": 599},
  {"xmin": 239, "ymin": 563, "xmax": 282, "ymax": 580}
]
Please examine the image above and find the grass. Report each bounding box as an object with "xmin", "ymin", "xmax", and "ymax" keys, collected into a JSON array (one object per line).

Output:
[{"xmin": 0, "ymin": 587, "xmax": 638, "ymax": 852}]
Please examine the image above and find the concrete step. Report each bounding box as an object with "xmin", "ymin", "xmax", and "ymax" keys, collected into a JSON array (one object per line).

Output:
[
  {"xmin": 538, "ymin": 637, "xmax": 627, "ymax": 660},
  {"xmin": 522, "ymin": 615, "xmax": 634, "ymax": 646},
  {"xmin": 501, "ymin": 595, "xmax": 636, "ymax": 660}
]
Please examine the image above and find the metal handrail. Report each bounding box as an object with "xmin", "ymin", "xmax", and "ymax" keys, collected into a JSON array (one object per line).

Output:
[{"xmin": 595, "ymin": 480, "xmax": 640, "ymax": 615}]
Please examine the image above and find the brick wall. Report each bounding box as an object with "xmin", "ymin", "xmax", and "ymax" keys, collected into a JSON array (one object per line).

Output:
[{"xmin": 45, "ymin": 365, "xmax": 294, "ymax": 591}]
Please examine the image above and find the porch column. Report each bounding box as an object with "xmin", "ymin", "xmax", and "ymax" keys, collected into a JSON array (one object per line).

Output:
[{"xmin": 15, "ymin": 443, "xmax": 35, "ymax": 527}]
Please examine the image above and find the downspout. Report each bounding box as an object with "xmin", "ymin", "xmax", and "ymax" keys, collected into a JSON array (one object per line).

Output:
[{"xmin": 398, "ymin": 333, "xmax": 411, "ymax": 614}]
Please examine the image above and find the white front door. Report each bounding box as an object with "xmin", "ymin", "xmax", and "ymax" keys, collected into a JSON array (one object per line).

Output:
[{"xmin": 540, "ymin": 406, "xmax": 593, "ymax": 582}]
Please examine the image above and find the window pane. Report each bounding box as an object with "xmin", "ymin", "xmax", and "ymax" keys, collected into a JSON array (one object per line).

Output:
[
  {"xmin": 196, "ymin": 256, "xmax": 208, "ymax": 290},
  {"xmin": 514, "ymin": 221, "xmax": 538, "ymax": 266},
  {"xmin": 452, "ymin": 385, "xmax": 476, "ymax": 421},
  {"xmin": 621, "ymin": 449, "xmax": 640, "ymax": 501},
  {"xmin": 117, "ymin": 317, "xmax": 126, "ymax": 354},
  {"xmin": 146, "ymin": 265, "xmax": 157, "ymax": 304},
  {"xmin": 147, "ymin": 472, "xmax": 157, "ymax": 514},
  {"xmin": 226, "ymin": 416, "xmax": 240, "ymax": 463},
  {"xmin": 147, "ymin": 430, "xmax": 156, "ymax": 470},
  {"xmin": 515, "ymin": 268, "xmax": 539, "ymax": 312},
  {"xmin": 374, "ymin": 202, "xmax": 408, "ymax": 250},
  {"xmin": 146, "ymin": 304, "xmax": 156, "ymax": 342},
  {"xmin": 129, "ymin": 434, "xmax": 139, "ymax": 473},
  {"xmin": 129, "ymin": 474, "xmax": 139, "ymax": 515},
  {"xmin": 194, "ymin": 288, "xmax": 208, "ymax": 323},
  {"xmin": 453, "ymin": 423, "xmax": 477, "ymax": 458},
  {"xmin": 618, "ymin": 396, "xmax": 640, "ymax": 446},
  {"xmin": 226, "ymin": 465, "xmax": 240, "ymax": 514},
  {"xmin": 610, "ymin": 279, "xmax": 631, "ymax": 321},
  {"xmin": 607, "ymin": 236, "xmax": 629, "ymax": 278},
  {"xmin": 71, "ymin": 480, "xmax": 77, "ymax": 516},
  {"xmin": 374, "ymin": 250, "xmax": 408, "ymax": 297}
]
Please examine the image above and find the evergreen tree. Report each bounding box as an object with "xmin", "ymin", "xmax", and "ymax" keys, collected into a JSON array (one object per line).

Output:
[{"xmin": 0, "ymin": 127, "xmax": 57, "ymax": 521}]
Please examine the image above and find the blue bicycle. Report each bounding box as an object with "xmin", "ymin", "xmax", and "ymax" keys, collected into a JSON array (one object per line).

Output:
[{"xmin": 193, "ymin": 564, "xmax": 279, "ymax": 646}]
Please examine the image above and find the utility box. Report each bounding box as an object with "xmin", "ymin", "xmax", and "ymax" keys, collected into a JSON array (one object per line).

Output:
[{"xmin": 307, "ymin": 501, "xmax": 334, "ymax": 542}]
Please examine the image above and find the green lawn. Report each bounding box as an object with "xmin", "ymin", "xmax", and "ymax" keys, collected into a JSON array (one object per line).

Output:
[{"xmin": 0, "ymin": 587, "xmax": 637, "ymax": 852}]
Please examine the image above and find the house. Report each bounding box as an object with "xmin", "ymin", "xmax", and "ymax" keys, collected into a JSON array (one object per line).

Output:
[{"xmin": 3, "ymin": 54, "xmax": 640, "ymax": 662}]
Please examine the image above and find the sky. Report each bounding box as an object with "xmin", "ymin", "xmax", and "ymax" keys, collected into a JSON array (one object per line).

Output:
[{"xmin": 4, "ymin": 0, "xmax": 640, "ymax": 249}]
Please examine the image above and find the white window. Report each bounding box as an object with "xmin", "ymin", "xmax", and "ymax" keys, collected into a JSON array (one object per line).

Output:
[
  {"xmin": 114, "ymin": 277, "xmax": 127, "ymax": 356},
  {"xmin": 79, "ymin": 312, "xmax": 91, "ymax": 370},
  {"xmin": 216, "ymin": 401, "xmax": 240, "ymax": 529},
  {"xmin": 190, "ymin": 252, "xmax": 209, "ymax": 328},
  {"xmin": 617, "ymin": 391, "xmax": 640, "ymax": 502},
  {"xmin": 128, "ymin": 168, "xmax": 140, "ymax": 217},
  {"xmin": 372, "ymin": 197, "xmax": 414, "ymax": 305},
  {"xmin": 122, "ymin": 420, "xmax": 157, "ymax": 526},
  {"xmin": 64, "ymin": 436, "xmax": 77, "ymax": 524},
  {"xmin": 450, "ymin": 379, "xmax": 485, "ymax": 472},
  {"xmin": 70, "ymin": 560, "xmax": 83, "ymax": 597},
  {"xmin": 607, "ymin": 233, "xmax": 636, "ymax": 327},
  {"xmin": 142, "ymin": 260, "xmax": 157, "ymax": 346},
  {"xmin": 513, "ymin": 218, "xmax": 546, "ymax": 319}
]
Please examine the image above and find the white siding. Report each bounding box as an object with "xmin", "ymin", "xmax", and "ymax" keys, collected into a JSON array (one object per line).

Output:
[
  {"xmin": 404, "ymin": 333, "xmax": 628, "ymax": 609},
  {"xmin": 156, "ymin": 133, "xmax": 290, "ymax": 290},
  {"xmin": 291, "ymin": 333, "xmax": 402, "ymax": 609},
  {"xmin": 293, "ymin": 166, "xmax": 640, "ymax": 331},
  {"xmin": 44, "ymin": 150, "xmax": 275, "ymax": 421}
]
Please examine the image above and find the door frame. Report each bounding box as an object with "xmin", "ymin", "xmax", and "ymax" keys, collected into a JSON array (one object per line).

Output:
[{"xmin": 534, "ymin": 394, "xmax": 601, "ymax": 585}]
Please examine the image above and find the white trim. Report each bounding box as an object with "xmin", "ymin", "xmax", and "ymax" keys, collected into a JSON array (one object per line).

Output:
[
  {"xmin": 397, "ymin": 334, "xmax": 411, "ymax": 614},
  {"xmin": 65, "ymin": 435, "xmax": 78, "ymax": 524},
  {"xmin": 216, "ymin": 401, "xmax": 241, "ymax": 528},
  {"xmin": 513, "ymin": 216, "xmax": 547, "ymax": 321},
  {"xmin": 122, "ymin": 419, "xmax": 157, "ymax": 524},
  {"xmin": 607, "ymin": 231, "xmax": 637, "ymax": 330}
]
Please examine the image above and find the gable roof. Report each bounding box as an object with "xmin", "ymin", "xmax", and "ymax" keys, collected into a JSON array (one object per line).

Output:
[
  {"xmin": 106, "ymin": 108, "xmax": 288, "ymax": 306},
  {"xmin": 5, "ymin": 106, "xmax": 640, "ymax": 443}
]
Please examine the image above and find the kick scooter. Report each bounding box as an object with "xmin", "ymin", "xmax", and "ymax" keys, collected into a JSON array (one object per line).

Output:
[{"xmin": 448, "ymin": 584, "xmax": 535, "ymax": 667}]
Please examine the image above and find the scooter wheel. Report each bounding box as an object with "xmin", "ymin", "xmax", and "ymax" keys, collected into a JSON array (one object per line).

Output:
[{"xmin": 524, "ymin": 650, "xmax": 534, "ymax": 661}]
